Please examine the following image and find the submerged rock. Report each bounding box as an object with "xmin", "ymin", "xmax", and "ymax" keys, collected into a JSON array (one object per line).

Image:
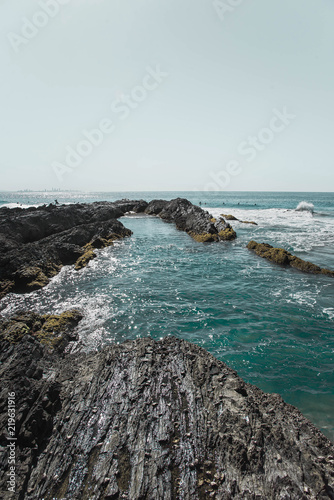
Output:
[
  {"xmin": 247, "ymin": 240, "xmax": 334, "ymax": 277},
  {"xmin": 242, "ymin": 220, "xmax": 258, "ymax": 225},
  {"xmin": 221, "ymin": 214, "xmax": 258, "ymax": 225},
  {"xmin": 221, "ymin": 214, "xmax": 239, "ymax": 221},
  {"xmin": 0, "ymin": 330, "xmax": 333, "ymax": 499}
]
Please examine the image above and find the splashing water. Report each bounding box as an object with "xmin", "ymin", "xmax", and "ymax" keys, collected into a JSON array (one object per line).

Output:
[
  {"xmin": 1, "ymin": 191, "xmax": 334, "ymax": 441},
  {"xmin": 296, "ymin": 201, "xmax": 314, "ymax": 213}
]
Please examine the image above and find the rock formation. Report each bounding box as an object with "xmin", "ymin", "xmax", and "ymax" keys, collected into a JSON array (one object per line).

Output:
[
  {"xmin": 0, "ymin": 202, "xmax": 333, "ymax": 499},
  {"xmin": 146, "ymin": 199, "xmax": 237, "ymax": 242},
  {"xmin": 247, "ymin": 241, "xmax": 334, "ymax": 277},
  {"xmin": 0, "ymin": 200, "xmax": 148, "ymax": 299},
  {"xmin": 221, "ymin": 214, "xmax": 257, "ymax": 225},
  {"xmin": 0, "ymin": 199, "xmax": 236, "ymax": 299},
  {"xmin": 0, "ymin": 319, "xmax": 333, "ymax": 499},
  {"xmin": 0, "ymin": 309, "xmax": 82, "ymax": 351}
]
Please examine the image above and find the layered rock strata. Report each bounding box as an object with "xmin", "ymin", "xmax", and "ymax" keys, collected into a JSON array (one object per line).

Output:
[{"xmin": 0, "ymin": 325, "xmax": 333, "ymax": 499}]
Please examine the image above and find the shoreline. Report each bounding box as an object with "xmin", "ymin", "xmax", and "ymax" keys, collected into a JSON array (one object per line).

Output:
[
  {"xmin": 0, "ymin": 197, "xmax": 334, "ymax": 498},
  {"xmin": 1, "ymin": 314, "xmax": 334, "ymax": 498}
]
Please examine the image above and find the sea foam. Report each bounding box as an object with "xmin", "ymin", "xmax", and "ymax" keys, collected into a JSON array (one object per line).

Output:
[{"xmin": 295, "ymin": 201, "xmax": 314, "ymax": 213}]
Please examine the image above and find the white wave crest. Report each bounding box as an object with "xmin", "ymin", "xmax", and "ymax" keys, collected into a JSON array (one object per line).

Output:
[{"xmin": 296, "ymin": 201, "xmax": 314, "ymax": 213}]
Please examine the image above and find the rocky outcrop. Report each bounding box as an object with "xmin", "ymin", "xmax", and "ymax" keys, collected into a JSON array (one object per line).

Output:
[
  {"xmin": 0, "ymin": 328, "xmax": 333, "ymax": 499},
  {"xmin": 221, "ymin": 214, "xmax": 257, "ymax": 225},
  {"xmin": 144, "ymin": 199, "xmax": 169, "ymax": 216},
  {"xmin": 0, "ymin": 200, "xmax": 146, "ymax": 247},
  {"xmin": 221, "ymin": 214, "xmax": 238, "ymax": 221},
  {"xmin": 0, "ymin": 201, "xmax": 148, "ymax": 298},
  {"xmin": 247, "ymin": 241, "xmax": 334, "ymax": 277},
  {"xmin": 0, "ymin": 199, "xmax": 237, "ymax": 299},
  {"xmin": 0, "ymin": 310, "xmax": 82, "ymax": 351},
  {"xmin": 146, "ymin": 198, "xmax": 237, "ymax": 242}
]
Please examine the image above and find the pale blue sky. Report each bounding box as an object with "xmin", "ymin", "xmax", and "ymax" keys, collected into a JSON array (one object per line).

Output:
[{"xmin": 0, "ymin": 0, "xmax": 333, "ymax": 191}]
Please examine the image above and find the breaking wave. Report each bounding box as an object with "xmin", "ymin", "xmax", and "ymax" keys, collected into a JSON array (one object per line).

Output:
[{"xmin": 296, "ymin": 201, "xmax": 314, "ymax": 213}]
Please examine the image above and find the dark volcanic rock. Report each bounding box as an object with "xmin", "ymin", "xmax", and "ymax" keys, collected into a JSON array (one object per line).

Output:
[
  {"xmin": 0, "ymin": 200, "xmax": 148, "ymax": 298},
  {"xmin": 0, "ymin": 201, "xmax": 138, "ymax": 246},
  {"xmin": 1, "ymin": 332, "xmax": 333, "ymax": 499},
  {"xmin": 146, "ymin": 198, "xmax": 237, "ymax": 242},
  {"xmin": 0, "ymin": 310, "xmax": 83, "ymax": 498},
  {"xmin": 144, "ymin": 199, "xmax": 169, "ymax": 215},
  {"xmin": 0, "ymin": 199, "xmax": 237, "ymax": 299},
  {"xmin": 247, "ymin": 240, "xmax": 334, "ymax": 277}
]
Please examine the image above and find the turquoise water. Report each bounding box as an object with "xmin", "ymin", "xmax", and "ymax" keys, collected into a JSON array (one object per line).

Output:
[
  {"xmin": 1, "ymin": 190, "xmax": 334, "ymax": 212},
  {"xmin": 0, "ymin": 191, "xmax": 333, "ymax": 441}
]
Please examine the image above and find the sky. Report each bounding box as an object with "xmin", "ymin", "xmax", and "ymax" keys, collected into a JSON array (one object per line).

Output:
[{"xmin": 0, "ymin": 0, "xmax": 333, "ymax": 192}]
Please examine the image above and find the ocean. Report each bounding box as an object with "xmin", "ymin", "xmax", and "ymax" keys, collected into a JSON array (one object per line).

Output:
[{"xmin": 0, "ymin": 191, "xmax": 333, "ymax": 442}]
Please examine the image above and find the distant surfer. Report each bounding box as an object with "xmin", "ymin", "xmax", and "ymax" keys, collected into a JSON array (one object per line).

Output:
[{"xmin": 55, "ymin": 199, "xmax": 59, "ymax": 205}]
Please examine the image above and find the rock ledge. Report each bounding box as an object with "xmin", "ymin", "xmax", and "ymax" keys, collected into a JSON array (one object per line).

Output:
[
  {"xmin": 0, "ymin": 328, "xmax": 333, "ymax": 499},
  {"xmin": 247, "ymin": 240, "xmax": 334, "ymax": 277}
]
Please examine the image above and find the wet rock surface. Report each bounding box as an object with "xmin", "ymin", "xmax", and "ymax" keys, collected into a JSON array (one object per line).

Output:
[
  {"xmin": 0, "ymin": 329, "xmax": 333, "ymax": 499},
  {"xmin": 221, "ymin": 214, "xmax": 257, "ymax": 225},
  {"xmin": 146, "ymin": 198, "xmax": 237, "ymax": 242},
  {"xmin": 0, "ymin": 200, "xmax": 147, "ymax": 298},
  {"xmin": 0, "ymin": 199, "xmax": 236, "ymax": 299},
  {"xmin": 0, "ymin": 310, "xmax": 83, "ymax": 499},
  {"xmin": 0, "ymin": 310, "xmax": 82, "ymax": 351},
  {"xmin": 247, "ymin": 240, "xmax": 334, "ymax": 277},
  {"xmin": 2, "ymin": 201, "xmax": 333, "ymax": 498}
]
